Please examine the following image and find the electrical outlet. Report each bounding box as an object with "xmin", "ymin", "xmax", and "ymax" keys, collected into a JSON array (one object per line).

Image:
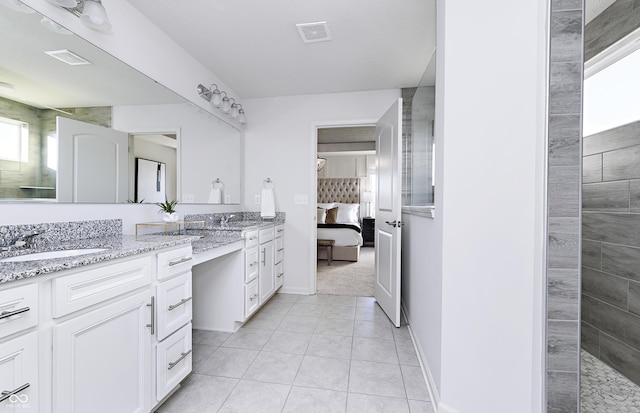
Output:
[
  {"xmin": 182, "ymin": 193, "xmax": 194, "ymax": 203},
  {"xmin": 294, "ymin": 194, "xmax": 308, "ymax": 205},
  {"xmin": 225, "ymin": 194, "xmax": 231, "ymax": 204},
  {"xmin": 254, "ymin": 194, "xmax": 261, "ymax": 204}
]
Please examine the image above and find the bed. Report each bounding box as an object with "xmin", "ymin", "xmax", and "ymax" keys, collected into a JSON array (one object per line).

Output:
[{"xmin": 317, "ymin": 178, "xmax": 363, "ymax": 262}]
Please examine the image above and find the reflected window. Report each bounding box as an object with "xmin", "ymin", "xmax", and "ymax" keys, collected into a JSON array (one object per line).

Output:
[{"xmin": 0, "ymin": 116, "xmax": 28, "ymax": 162}]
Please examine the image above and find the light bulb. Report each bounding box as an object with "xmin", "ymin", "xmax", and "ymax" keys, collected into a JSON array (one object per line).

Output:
[
  {"xmin": 230, "ymin": 103, "xmax": 239, "ymax": 118},
  {"xmin": 79, "ymin": 0, "xmax": 112, "ymax": 33},
  {"xmin": 211, "ymin": 88, "xmax": 222, "ymax": 107},
  {"xmin": 238, "ymin": 109, "xmax": 247, "ymax": 124},
  {"xmin": 221, "ymin": 96, "xmax": 230, "ymax": 113}
]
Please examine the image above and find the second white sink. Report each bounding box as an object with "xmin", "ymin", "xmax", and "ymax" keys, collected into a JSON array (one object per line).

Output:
[{"xmin": 0, "ymin": 248, "xmax": 109, "ymax": 263}]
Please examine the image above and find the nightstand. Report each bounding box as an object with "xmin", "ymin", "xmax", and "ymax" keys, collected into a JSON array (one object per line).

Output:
[{"xmin": 362, "ymin": 217, "xmax": 375, "ymax": 246}]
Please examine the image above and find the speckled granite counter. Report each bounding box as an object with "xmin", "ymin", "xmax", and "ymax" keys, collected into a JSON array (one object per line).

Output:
[{"xmin": 0, "ymin": 234, "xmax": 197, "ymax": 284}]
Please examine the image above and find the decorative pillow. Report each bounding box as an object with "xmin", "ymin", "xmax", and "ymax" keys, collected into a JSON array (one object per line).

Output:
[
  {"xmin": 317, "ymin": 202, "xmax": 336, "ymax": 210},
  {"xmin": 325, "ymin": 207, "xmax": 339, "ymax": 224},
  {"xmin": 335, "ymin": 203, "xmax": 360, "ymax": 224},
  {"xmin": 317, "ymin": 208, "xmax": 327, "ymax": 224}
]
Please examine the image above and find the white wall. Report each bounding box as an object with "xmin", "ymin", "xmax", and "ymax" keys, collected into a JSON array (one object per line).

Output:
[
  {"xmin": 243, "ymin": 90, "xmax": 400, "ymax": 294},
  {"xmin": 430, "ymin": 0, "xmax": 547, "ymax": 412}
]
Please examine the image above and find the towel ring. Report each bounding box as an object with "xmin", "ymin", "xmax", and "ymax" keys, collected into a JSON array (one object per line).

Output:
[{"xmin": 262, "ymin": 178, "xmax": 274, "ymax": 189}]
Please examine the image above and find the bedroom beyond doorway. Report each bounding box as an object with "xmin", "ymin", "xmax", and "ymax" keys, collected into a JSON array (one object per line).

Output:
[{"xmin": 316, "ymin": 246, "xmax": 375, "ymax": 296}]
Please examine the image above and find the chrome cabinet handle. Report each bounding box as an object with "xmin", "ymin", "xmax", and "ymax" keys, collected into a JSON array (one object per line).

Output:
[
  {"xmin": 261, "ymin": 250, "xmax": 265, "ymax": 265},
  {"xmin": 168, "ymin": 256, "xmax": 192, "ymax": 266},
  {"xmin": 146, "ymin": 296, "xmax": 155, "ymax": 335},
  {"xmin": 249, "ymin": 293, "xmax": 258, "ymax": 302},
  {"xmin": 277, "ymin": 248, "xmax": 284, "ymax": 252},
  {"xmin": 168, "ymin": 297, "xmax": 192, "ymax": 311},
  {"xmin": 277, "ymin": 273, "xmax": 284, "ymax": 278},
  {"xmin": 168, "ymin": 349, "xmax": 192, "ymax": 370},
  {"xmin": 0, "ymin": 383, "xmax": 30, "ymax": 403},
  {"xmin": 0, "ymin": 307, "xmax": 30, "ymax": 320},
  {"xmin": 277, "ymin": 229, "xmax": 284, "ymax": 233}
]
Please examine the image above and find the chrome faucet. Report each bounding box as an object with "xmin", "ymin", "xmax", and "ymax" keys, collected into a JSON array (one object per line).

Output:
[
  {"xmin": 6, "ymin": 229, "xmax": 45, "ymax": 250},
  {"xmin": 221, "ymin": 214, "xmax": 236, "ymax": 224}
]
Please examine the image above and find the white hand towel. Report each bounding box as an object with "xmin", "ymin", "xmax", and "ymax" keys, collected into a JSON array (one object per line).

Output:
[
  {"xmin": 260, "ymin": 187, "xmax": 276, "ymax": 218},
  {"xmin": 208, "ymin": 187, "xmax": 222, "ymax": 204}
]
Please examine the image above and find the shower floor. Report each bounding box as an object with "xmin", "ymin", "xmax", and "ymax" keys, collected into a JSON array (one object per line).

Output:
[{"xmin": 581, "ymin": 350, "xmax": 640, "ymax": 412}]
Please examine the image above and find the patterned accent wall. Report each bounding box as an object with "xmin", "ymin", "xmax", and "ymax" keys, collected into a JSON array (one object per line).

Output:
[{"xmin": 546, "ymin": 0, "xmax": 583, "ymax": 412}]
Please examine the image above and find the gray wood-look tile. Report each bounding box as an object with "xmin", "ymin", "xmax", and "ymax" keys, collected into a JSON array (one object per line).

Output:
[
  {"xmin": 600, "ymin": 332, "xmax": 640, "ymax": 386},
  {"xmin": 628, "ymin": 180, "xmax": 640, "ymax": 212},
  {"xmin": 548, "ymin": 268, "xmax": 580, "ymax": 320},
  {"xmin": 628, "ymin": 281, "xmax": 640, "ymax": 317},
  {"xmin": 549, "ymin": 62, "xmax": 582, "ymax": 115},
  {"xmin": 550, "ymin": 10, "xmax": 583, "ymax": 63},
  {"xmin": 585, "ymin": 0, "xmax": 640, "ymax": 61},
  {"xmin": 551, "ymin": 0, "xmax": 582, "ymax": 11},
  {"xmin": 547, "ymin": 371, "xmax": 578, "ymax": 413},
  {"xmin": 583, "ymin": 121, "xmax": 640, "ymax": 156},
  {"xmin": 549, "ymin": 115, "xmax": 581, "ymax": 167},
  {"xmin": 582, "ymin": 267, "xmax": 629, "ymax": 310},
  {"xmin": 581, "ymin": 240, "xmax": 601, "ymax": 270},
  {"xmin": 582, "ymin": 181, "xmax": 630, "ymax": 211},
  {"xmin": 547, "ymin": 320, "xmax": 579, "ymax": 371},
  {"xmin": 582, "ymin": 294, "xmax": 640, "ymax": 350},
  {"xmin": 603, "ymin": 145, "xmax": 640, "ymax": 181},
  {"xmin": 601, "ymin": 243, "xmax": 640, "ymax": 282},
  {"xmin": 583, "ymin": 154, "xmax": 602, "ymax": 184},
  {"xmin": 549, "ymin": 166, "xmax": 580, "ymax": 217},
  {"xmin": 581, "ymin": 321, "xmax": 600, "ymax": 357},
  {"xmin": 548, "ymin": 217, "xmax": 580, "ymax": 269},
  {"xmin": 583, "ymin": 212, "xmax": 640, "ymax": 248}
]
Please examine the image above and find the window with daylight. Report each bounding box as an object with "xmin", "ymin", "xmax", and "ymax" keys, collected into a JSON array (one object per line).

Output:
[{"xmin": 0, "ymin": 116, "xmax": 28, "ymax": 163}]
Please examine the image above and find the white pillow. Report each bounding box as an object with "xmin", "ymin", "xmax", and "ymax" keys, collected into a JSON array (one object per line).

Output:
[
  {"xmin": 335, "ymin": 203, "xmax": 360, "ymax": 224},
  {"xmin": 317, "ymin": 208, "xmax": 327, "ymax": 224},
  {"xmin": 317, "ymin": 202, "xmax": 336, "ymax": 210}
]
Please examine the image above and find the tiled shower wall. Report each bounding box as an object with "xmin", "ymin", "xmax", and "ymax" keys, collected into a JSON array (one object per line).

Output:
[
  {"xmin": 546, "ymin": 0, "xmax": 583, "ymax": 412},
  {"xmin": 581, "ymin": 121, "xmax": 640, "ymax": 386}
]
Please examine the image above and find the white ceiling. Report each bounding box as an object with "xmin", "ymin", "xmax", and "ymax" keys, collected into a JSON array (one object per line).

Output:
[{"xmin": 126, "ymin": 0, "xmax": 437, "ymax": 99}]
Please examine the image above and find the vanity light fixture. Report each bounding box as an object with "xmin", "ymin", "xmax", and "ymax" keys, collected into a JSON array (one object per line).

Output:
[
  {"xmin": 45, "ymin": 0, "xmax": 112, "ymax": 33},
  {"xmin": 196, "ymin": 84, "xmax": 246, "ymax": 124}
]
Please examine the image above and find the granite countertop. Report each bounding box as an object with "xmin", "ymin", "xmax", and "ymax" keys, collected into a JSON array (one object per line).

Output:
[
  {"xmin": 0, "ymin": 234, "xmax": 197, "ymax": 284},
  {"xmin": 0, "ymin": 220, "xmax": 284, "ymax": 284}
]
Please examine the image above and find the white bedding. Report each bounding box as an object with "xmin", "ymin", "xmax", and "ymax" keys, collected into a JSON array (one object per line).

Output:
[{"xmin": 317, "ymin": 225, "xmax": 363, "ymax": 247}]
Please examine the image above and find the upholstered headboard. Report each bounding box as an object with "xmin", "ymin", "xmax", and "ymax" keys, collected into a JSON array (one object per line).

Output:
[{"xmin": 317, "ymin": 178, "xmax": 360, "ymax": 204}]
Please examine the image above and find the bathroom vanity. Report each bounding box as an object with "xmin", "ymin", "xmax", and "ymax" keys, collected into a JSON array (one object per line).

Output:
[{"xmin": 0, "ymin": 216, "xmax": 284, "ymax": 413}]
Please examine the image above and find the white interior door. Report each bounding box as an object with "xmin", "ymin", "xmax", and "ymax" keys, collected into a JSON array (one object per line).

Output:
[
  {"xmin": 375, "ymin": 98, "xmax": 402, "ymax": 327},
  {"xmin": 57, "ymin": 117, "xmax": 128, "ymax": 203}
]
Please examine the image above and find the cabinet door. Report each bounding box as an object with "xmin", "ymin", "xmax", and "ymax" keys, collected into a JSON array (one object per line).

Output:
[
  {"xmin": 245, "ymin": 246, "xmax": 259, "ymax": 283},
  {"xmin": 0, "ymin": 332, "xmax": 38, "ymax": 413},
  {"xmin": 275, "ymin": 261, "xmax": 284, "ymax": 290},
  {"xmin": 259, "ymin": 241, "xmax": 275, "ymax": 304},
  {"xmin": 53, "ymin": 290, "xmax": 152, "ymax": 413}
]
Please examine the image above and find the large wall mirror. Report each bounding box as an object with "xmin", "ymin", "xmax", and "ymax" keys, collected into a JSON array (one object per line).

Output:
[{"xmin": 0, "ymin": 2, "xmax": 241, "ymax": 204}]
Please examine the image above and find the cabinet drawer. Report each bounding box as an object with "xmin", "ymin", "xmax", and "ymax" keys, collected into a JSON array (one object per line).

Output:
[
  {"xmin": 0, "ymin": 332, "xmax": 38, "ymax": 413},
  {"xmin": 275, "ymin": 262, "xmax": 284, "ymax": 290},
  {"xmin": 156, "ymin": 323, "xmax": 192, "ymax": 401},
  {"xmin": 275, "ymin": 237, "xmax": 284, "ymax": 264},
  {"xmin": 245, "ymin": 247, "xmax": 259, "ymax": 283},
  {"xmin": 244, "ymin": 230, "xmax": 259, "ymax": 248},
  {"xmin": 259, "ymin": 227, "xmax": 274, "ymax": 244},
  {"xmin": 0, "ymin": 284, "xmax": 37, "ymax": 339},
  {"xmin": 52, "ymin": 256, "xmax": 152, "ymax": 318},
  {"xmin": 156, "ymin": 271, "xmax": 192, "ymax": 341},
  {"xmin": 157, "ymin": 245, "xmax": 193, "ymax": 281},
  {"xmin": 275, "ymin": 224, "xmax": 284, "ymax": 238},
  {"xmin": 244, "ymin": 278, "xmax": 259, "ymax": 318}
]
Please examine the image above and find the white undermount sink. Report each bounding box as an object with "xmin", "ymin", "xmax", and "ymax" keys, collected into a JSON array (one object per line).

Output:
[{"xmin": 0, "ymin": 248, "xmax": 109, "ymax": 263}]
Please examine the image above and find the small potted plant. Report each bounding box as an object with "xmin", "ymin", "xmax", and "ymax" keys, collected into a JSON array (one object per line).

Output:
[{"xmin": 156, "ymin": 199, "xmax": 179, "ymax": 222}]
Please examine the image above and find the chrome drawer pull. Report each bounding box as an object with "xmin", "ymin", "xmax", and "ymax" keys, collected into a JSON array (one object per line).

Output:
[
  {"xmin": 277, "ymin": 273, "xmax": 284, "ymax": 278},
  {"xmin": 146, "ymin": 296, "xmax": 155, "ymax": 335},
  {"xmin": 0, "ymin": 307, "xmax": 30, "ymax": 320},
  {"xmin": 168, "ymin": 297, "xmax": 192, "ymax": 311},
  {"xmin": 277, "ymin": 248, "xmax": 284, "ymax": 252},
  {"xmin": 0, "ymin": 383, "xmax": 30, "ymax": 403},
  {"xmin": 168, "ymin": 349, "xmax": 192, "ymax": 370},
  {"xmin": 168, "ymin": 256, "xmax": 192, "ymax": 266},
  {"xmin": 249, "ymin": 293, "xmax": 258, "ymax": 302}
]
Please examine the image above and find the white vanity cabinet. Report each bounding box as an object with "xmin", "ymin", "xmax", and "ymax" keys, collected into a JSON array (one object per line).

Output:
[
  {"xmin": 0, "ymin": 283, "xmax": 39, "ymax": 413},
  {"xmin": 258, "ymin": 227, "xmax": 275, "ymax": 304},
  {"xmin": 243, "ymin": 229, "xmax": 260, "ymax": 317}
]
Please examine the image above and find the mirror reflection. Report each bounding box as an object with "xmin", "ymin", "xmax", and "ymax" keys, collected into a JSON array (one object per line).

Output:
[{"xmin": 0, "ymin": 2, "xmax": 241, "ymax": 204}]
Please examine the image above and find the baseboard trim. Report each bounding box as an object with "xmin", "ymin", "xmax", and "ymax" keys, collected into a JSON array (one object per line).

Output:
[
  {"xmin": 402, "ymin": 301, "xmax": 460, "ymax": 413},
  {"xmin": 277, "ymin": 286, "xmax": 311, "ymax": 295}
]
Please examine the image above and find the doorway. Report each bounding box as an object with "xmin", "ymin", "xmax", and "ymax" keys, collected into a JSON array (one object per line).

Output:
[{"xmin": 314, "ymin": 125, "xmax": 377, "ymax": 297}]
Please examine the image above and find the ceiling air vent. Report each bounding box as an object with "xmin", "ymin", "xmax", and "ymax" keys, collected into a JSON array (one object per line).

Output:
[
  {"xmin": 44, "ymin": 49, "xmax": 92, "ymax": 66},
  {"xmin": 296, "ymin": 21, "xmax": 331, "ymax": 44}
]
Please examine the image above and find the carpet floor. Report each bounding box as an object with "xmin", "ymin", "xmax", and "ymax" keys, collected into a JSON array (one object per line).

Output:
[{"xmin": 316, "ymin": 246, "xmax": 375, "ymax": 297}]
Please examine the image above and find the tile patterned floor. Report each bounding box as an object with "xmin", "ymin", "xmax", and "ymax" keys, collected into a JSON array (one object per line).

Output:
[
  {"xmin": 156, "ymin": 293, "xmax": 434, "ymax": 413},
  {"xmin": 581, "ymin": 350, "xmax": 640, "ymax": 413}
]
